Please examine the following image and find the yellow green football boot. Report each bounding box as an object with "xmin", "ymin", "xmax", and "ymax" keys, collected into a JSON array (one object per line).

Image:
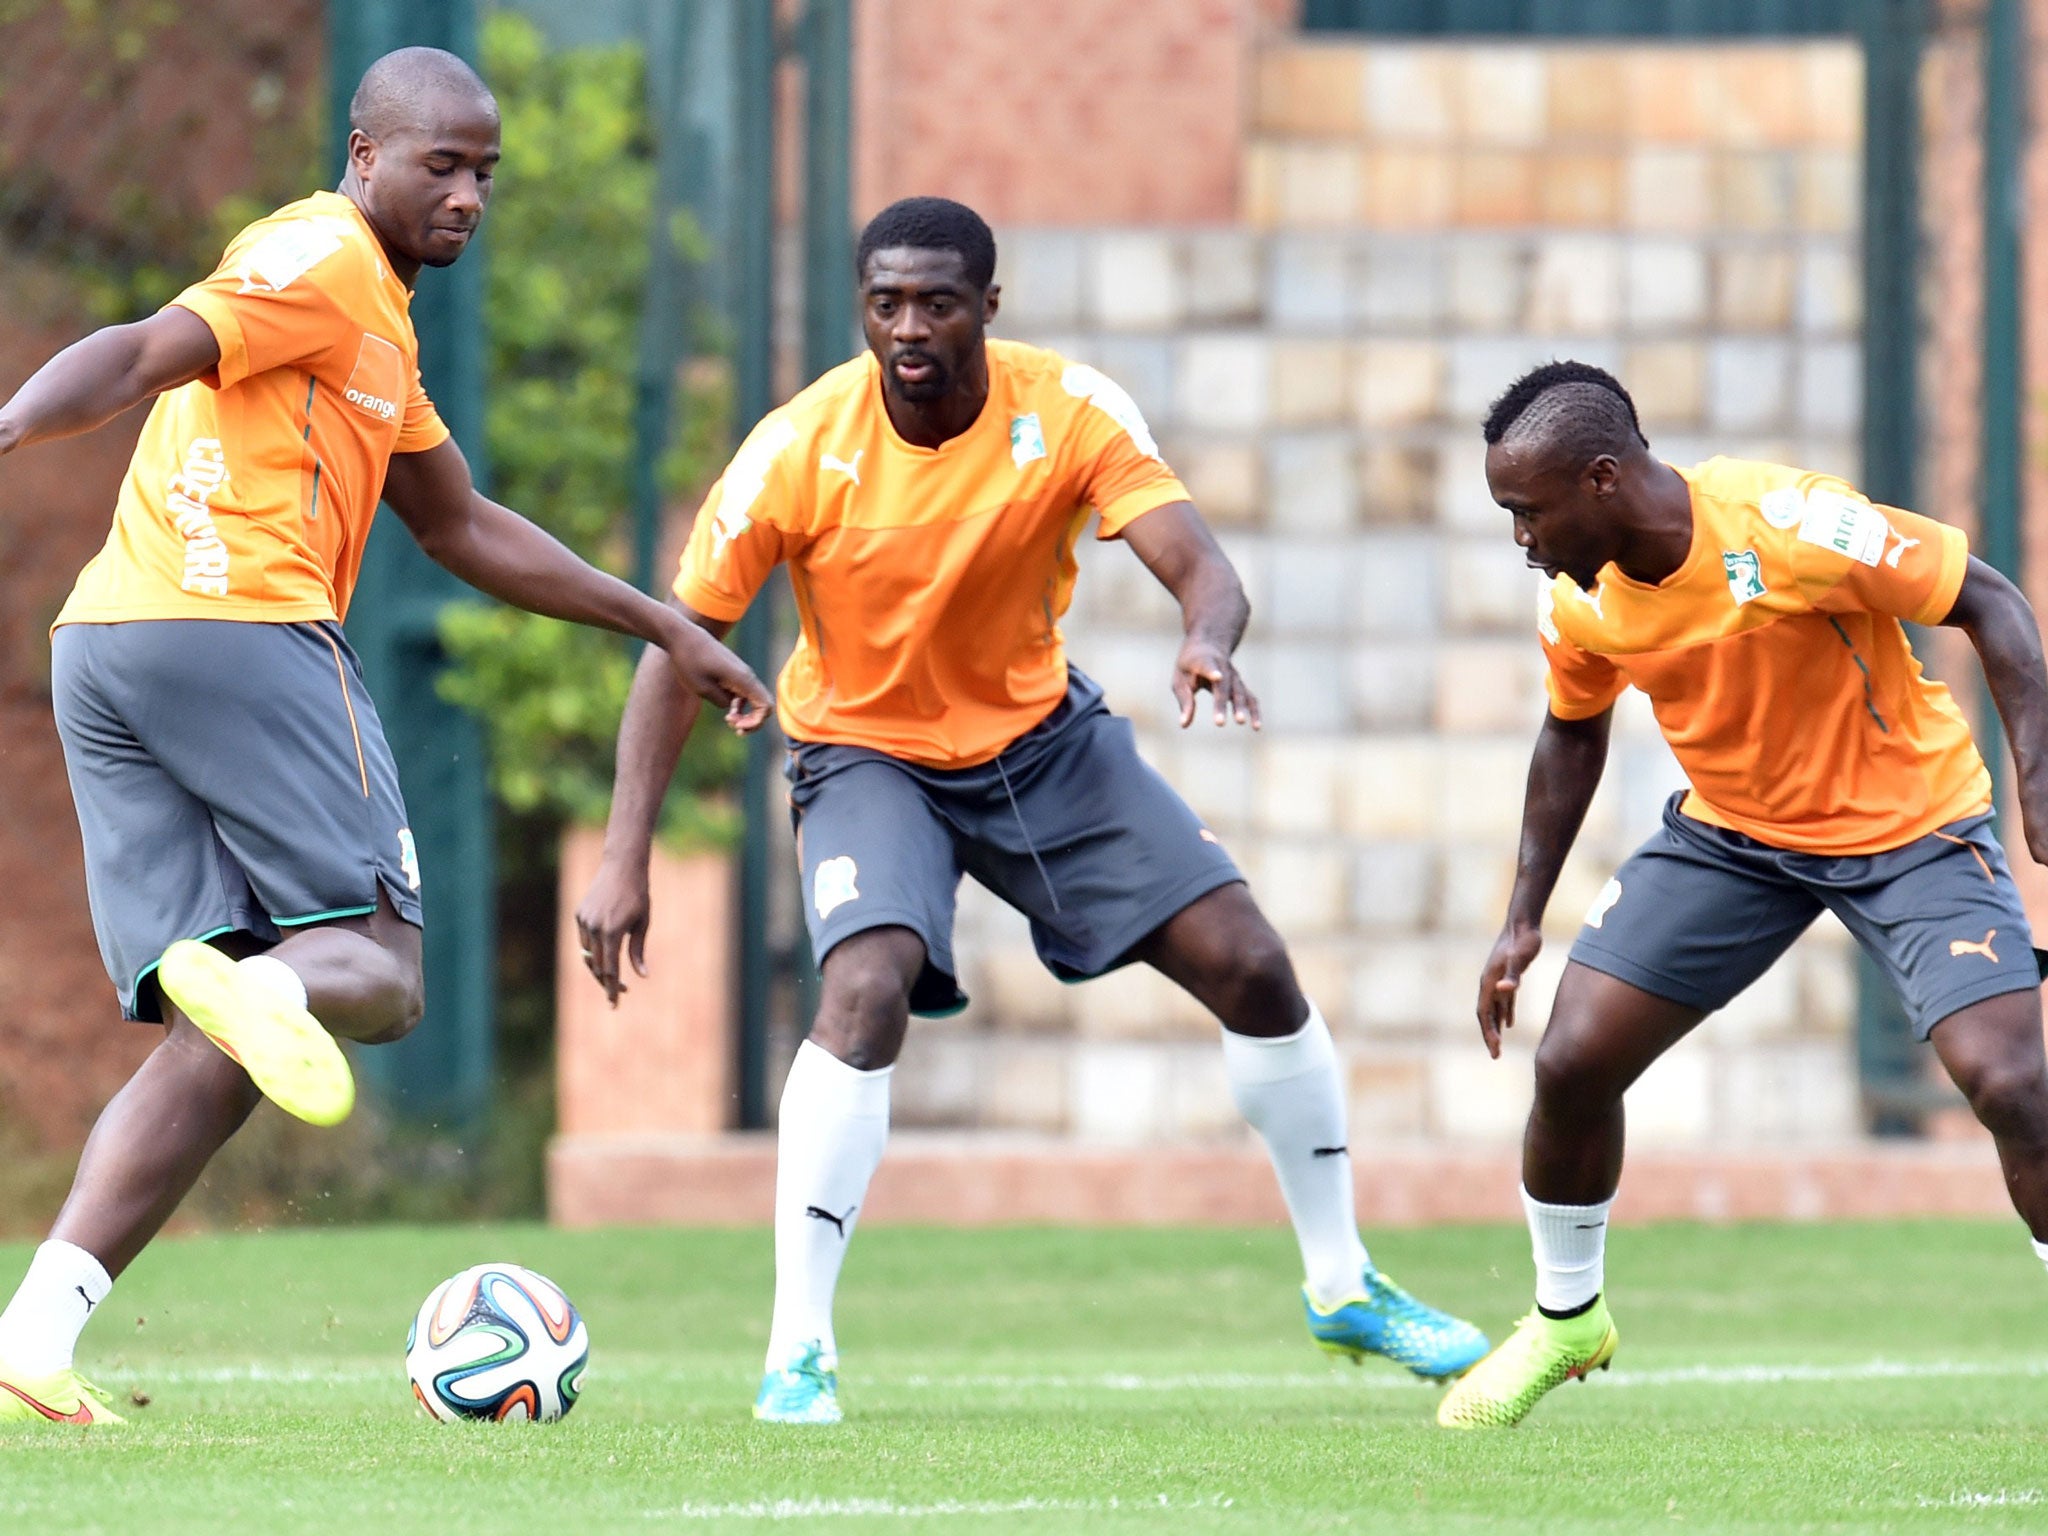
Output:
[
  {"xmin": 156, "ymin": 940, "xmax": 354, "ymax": 1127},
  {"xmin": 0, "ymin": 1365, "xmax": 124, "ymax": 1426},
  {"xmin": 1437, "ymin": 1298, "xmax": 1618, "ymax": 1428}
]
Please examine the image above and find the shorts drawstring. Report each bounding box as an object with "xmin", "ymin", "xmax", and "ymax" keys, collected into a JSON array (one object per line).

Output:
[{"xmin": 994, "ymin": 751, "xmax": 1061, "ymax": 913}]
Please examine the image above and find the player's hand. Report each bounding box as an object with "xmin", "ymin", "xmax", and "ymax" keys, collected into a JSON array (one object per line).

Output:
[
  {"xmin": 1477, "ymin": 923, "xmax": 1543, "ymax": 1059},
  {"xmin": 575, "ymin": 853, "xmax": 652, "ymax": 1007},
  {"xmin": 1173, "ymin": 638, "xmax": 1261, "ymax": 730},
  {"xmin": 659, "ymin": 621, "xmax": 773, "ymax": 733}
]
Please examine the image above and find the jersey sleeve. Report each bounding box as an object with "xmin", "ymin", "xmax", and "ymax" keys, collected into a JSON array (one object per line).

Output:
[
  {"xmin": 1788, "ymin": 477, "xmax": 1969, "ymax": 625},
  {"xmin": 1057, "ymin": 363, "xmax": 1191, "ymax": 538},
  {"xmin": 673, "ymin": 413, "xmax": 803, "ymax": 621},
  {"xmin": 1538, "ymin": 584, "xmax": 1627, "ymax": 719},
  {"xmin": 169, "ymin": 217, "xmax": 358, "ymax": 389},
  {"xmin": 395, "ymin": 363, "xmax": 450, "ymax": 454}
]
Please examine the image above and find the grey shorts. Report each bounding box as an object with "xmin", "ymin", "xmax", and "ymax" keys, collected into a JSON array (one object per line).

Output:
[
  {"xmin": 1572, "ymin": 793, "xmax": 2038, "ymax": 1038},
  {"xmin": 786, "ymin": 669, "xmax": 1243, "ymax": 1016},
  {"xmin": 51, "ymin": 619, "xmax": 422, "ymax": 1022}
]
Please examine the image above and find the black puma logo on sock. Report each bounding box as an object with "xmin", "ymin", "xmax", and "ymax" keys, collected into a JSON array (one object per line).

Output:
[
  {"xmin": 805, "ymin": 1204, "xmax": 855, "ymax": 1238},
  {"xmin": 1572, "ymin": 1223, "xmax": 1606, "ymax": 1231},
  {"xmin": 1312, "ymin": 1146, "xmax": 1348, "ymax": 1159},
  {"xmin": 75, "ymin": 1286, "xmax": 96, "ymax": 1314}
]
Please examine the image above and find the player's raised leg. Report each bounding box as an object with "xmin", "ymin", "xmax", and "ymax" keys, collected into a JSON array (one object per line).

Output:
[
  {"xmin": 1137, "ymin": 884, "xmax": 1489, "ymax": 1380},
  {"xmin": 1931, "ymin": 992, "xmax": 2048, "ymax": 1245},
  {"xmin": 755, "ymin": 927, "xmax": 922, "ymax": 1425},
  {"xmin": 1438, "ymin": 962, "xmax": 1701, "ymax": 1428}
]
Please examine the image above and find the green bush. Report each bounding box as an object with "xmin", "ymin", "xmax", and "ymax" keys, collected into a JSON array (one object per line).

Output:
[{"xmin": 436, "ymin": 11, "xmax": 741, "ymax": 854}]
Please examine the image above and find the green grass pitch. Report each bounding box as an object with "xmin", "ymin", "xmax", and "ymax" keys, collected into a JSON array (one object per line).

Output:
[{"xmin": 3, "ymin": 1220, "xmax": 2046, "ymax": 1533}]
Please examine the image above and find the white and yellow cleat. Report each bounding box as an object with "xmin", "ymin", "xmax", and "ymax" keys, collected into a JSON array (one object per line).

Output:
[
  {"xmin": 0, "ymin": 1364, "xmax": 125, "ymax": 1426},
  {"xmin": 156, "ymin": 940, "xmax": 354, "ymax": 1127},
  {"xmin": 1437, "ymin": 1299, "xmax": 1618, "ymax": 1429}
]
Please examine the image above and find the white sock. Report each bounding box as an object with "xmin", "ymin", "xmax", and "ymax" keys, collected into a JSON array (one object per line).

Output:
[
  {"xmin": 0, "ymin": 1239, "xmax": 113, "ymax": 1376},
  {"xmin": 764, "ymin": 1039, "xmax": 891, "ymax": 1368},
  {"xmin": 1524, "ymin": 1185, "xmax": 1613, "ymax": 1312},
  {"xmin": 1221, "ymin": 1004, "xmax": 1372, "ymax": 1308},
  {"xmin": 2031, "ymin": 1237, "xmax": 2048, "ymax": 1277},
  {"xmin": 238, "ymin": 953, "xmax": 309, "ymax": 1012}
]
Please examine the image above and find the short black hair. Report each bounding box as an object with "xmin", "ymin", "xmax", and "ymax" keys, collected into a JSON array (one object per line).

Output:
[
  {"xmin": 856, "ymin": 197, "xmax": 997, "ymax": 290},
  {"xmin": 1482, "ymin": 360, "xmax": 1647, "ymax": 461}
]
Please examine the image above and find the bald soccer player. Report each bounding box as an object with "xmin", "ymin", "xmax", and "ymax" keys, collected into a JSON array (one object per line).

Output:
[
  {"xmin": 1437, "ymin": 360, "xmax": 2048, "ymax": 1429},
  {"xmin": 0, "ymin": 47, "xmax": 768, "ymax": 1424},
  {"xmin": 576, "ymin": 196, "xmax": 1490, "ymax": 1425}
]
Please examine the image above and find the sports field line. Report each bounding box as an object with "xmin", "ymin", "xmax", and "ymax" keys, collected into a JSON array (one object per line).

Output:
[
  {"xmin": 129, "ymin": 1355, "xmax": 2048, "ymax": 1391},
  {"xmin": 638, "ymin": 1495, "xmax": 1237, "ymax": 1521}
]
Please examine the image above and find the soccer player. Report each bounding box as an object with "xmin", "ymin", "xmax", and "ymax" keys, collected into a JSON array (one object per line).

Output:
[
  {"xmin": 1437, "ymin": 360, "xmax": 2048, "ymax": 1429},
  {"xmin": 0, "ymin": 48, "xmax": 768, "ymax": 1425},
  {"xmin": 575, "ymin": 196, "xmax": 1489, "ymax": 1424}
]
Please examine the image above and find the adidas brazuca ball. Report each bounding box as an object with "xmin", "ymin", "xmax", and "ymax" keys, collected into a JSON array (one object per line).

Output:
[{"xmin": 405, "ymin": 1262, "xmax": 589, "ymax": 1423}]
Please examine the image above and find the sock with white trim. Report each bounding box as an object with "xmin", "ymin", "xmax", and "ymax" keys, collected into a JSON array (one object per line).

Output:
[
  {"xmin": 1222, "ymin": 1004, "xmax": 1373, "ymax": 1308},
  {"xmin": 764, "ymin": 1040, "xmax": 891, "ymax": 1368},
  {"xmin": 0, "ymin": 1240, "xmax": 113, "ymax": 1377},
  {"xmin": 1524, "ymin": 1185, "xmax": 1613, "ymax": 1314}
]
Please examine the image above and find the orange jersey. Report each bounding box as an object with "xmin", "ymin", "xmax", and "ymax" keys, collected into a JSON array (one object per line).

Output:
[
  {"xmin": 675, "ymin": 340, "xmax": 1190, "ymax": 767},
  {"xmin": 56, "ymin": 191, "xmax": 448, "ymax": 628},
  {"xmin": 1539, "ymin": 457, "xmax": 1985, "ymax": 855}
]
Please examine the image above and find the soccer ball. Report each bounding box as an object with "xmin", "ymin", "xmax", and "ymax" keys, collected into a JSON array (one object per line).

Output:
[{"xmin": 405, "ymin": 1262, "xmax": 589, "ymax": 1423}]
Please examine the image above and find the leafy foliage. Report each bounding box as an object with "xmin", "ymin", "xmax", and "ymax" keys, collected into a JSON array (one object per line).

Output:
[{"xmin": 435, "ymin": 12, "xmax": 740, "ymax": 852}]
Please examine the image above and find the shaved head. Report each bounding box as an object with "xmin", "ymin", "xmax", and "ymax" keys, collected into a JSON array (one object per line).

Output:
[
  {"xmin": 348, "ymin": 46, "xmax": 495, "ymax": 142},
  {"xmin": 1483, "ymin": 360, "xmax": 1647, "ymax": 470}
]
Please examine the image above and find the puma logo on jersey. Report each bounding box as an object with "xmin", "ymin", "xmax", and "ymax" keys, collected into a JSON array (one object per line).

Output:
[
  {"xmin": 1885, "ymin": 530, "xmax": 1921, "ymax": 569},
  {"xmin": 821, "ymin": 450, "xmax": 863, "ymax": 485},
  {"xmin": 1950, "ymin": 929, "xmax": 2000, "ymax": 963},
  {"xmin": 712, "ymin": 502, "xmax": 753, "ymax": 556}
]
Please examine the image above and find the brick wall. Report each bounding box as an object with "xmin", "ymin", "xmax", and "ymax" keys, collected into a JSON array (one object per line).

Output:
[{"xmin": 857, "ymin": 36, "xmax": 1871, "ymax": 1150}]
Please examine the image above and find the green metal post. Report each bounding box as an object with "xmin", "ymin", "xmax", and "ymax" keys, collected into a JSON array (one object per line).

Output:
[
  {"xmin": 1981, "ymin": 0, "xmax": 2025, "ymax": 596},
  {"xmin": 328, "ymin": 0, "xmax": 496, "ymax": 1126},
  {"xmin": 802, "ymin": 0, "xmax": 855, "ymax": 382},
  {"xmin": 733, "ymin": 0, "xmax": 780, "ymax": 1129}
]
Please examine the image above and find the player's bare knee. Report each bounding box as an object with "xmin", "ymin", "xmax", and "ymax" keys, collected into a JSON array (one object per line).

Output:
[
  {"xmin": 1531, "ymin": 1034, "xmax": 1613, "ymax": 1114},
  {"xmin": 1960, "ymin": 1055, "xmax": 2048, "ymax": 1140},
  {"xmin": 813, "ymin": 959, "xmax": 912, "ymax": 1070},
  {"xmin": 356, "ymin": 957, "xmax": 426, "ymax": 1046}
]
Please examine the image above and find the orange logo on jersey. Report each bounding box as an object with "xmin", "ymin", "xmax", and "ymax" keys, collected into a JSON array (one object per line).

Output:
[
  {"xmin": 1950, "ymin": 929, "xmax": 2000, "ymax": 963},
  {"xmin": 342, "ymin": 334, "xmax": 404, "ymax": 424}
]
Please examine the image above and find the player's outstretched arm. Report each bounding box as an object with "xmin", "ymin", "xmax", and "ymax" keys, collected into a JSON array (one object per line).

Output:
[
  {"xmin": 1942, "ymin": 555, "xmax": 2048, "ymax": 865},
  {"xmin": 0, "ymin": 308, "xmax": 220, "ymax": 457},
  {"xmin": 381, "ymin": 438, "xmax": 770, "ymax": 732},
  {"xmin": 573, "ymin": 599, "xmax": 734, "ymax": 1005},
  {"xmin": 1121, "ymin": 500, "xmax": 1260, "ymax": 729},
  {"xmin": 1480, "ymin": 707, "xmax": 1613, "ymax": 1058}
]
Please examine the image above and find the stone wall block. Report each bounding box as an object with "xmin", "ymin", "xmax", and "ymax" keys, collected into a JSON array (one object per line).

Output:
[
  {"xmin": 1706, "ymin": 956, "xmax": 1802, "ymax": 1044},
  {"xmin": 1624, "ymin": 148, "xmax": 1713, "ymax": 232},
  {"xmin": 1436, "ymin": 431, "xmax": 1503, "ymax": 535},
  {"xmin": 1526, "ymin": 235, "xmax": 1623, "ymax": 334},
  {"xmin": 1800, "ymin": 47, "xmax": 1863, "ymax": 150},
  {"xmin": 1247, "ymin": 640, "xmax": 1352, "ymax": 734},
  {"xmin": 1071, "ymin": 1040, "xmax": 1170, "ymax": 1143},
  {"xmin": 1796, "ymin": 148, "xmax": 1857, "ymax": 234},
  {"xmin": 1170, "ymin": 439, "xmax": 1264, "ymax": 524},
  {"xmin": 1269, "ymin": 340, "xmax": 1353, "ymax": 428},
  {"xmin": 1540, "ymin": 151, "xmax": 1622, "ymax": 227},
  {"xmin": 1442, "ymin": 537, "xmax": 1534, "ymax": 632},
  {"xmin": 1352, "ymin": 339, "xmax": 1446, "ymax": 429},
  {"xmin": 1624, "ymin": 1047, "xmax": 1713, "ymax": 1146},
  {"xmin": 1255, "ymin": 737, "xmax": 1349, "ymax": 836},
  {"xmin": 1354, "ymin": 238, "xmax": 1445, "ymax": 329},
  {"xmin": 1714, "ymin": 246, "xmax": 1797, "ymax": 331},
  {"xmin": 1364, "ymin": 148, "xmax": 1455, "ymax": 229},
  {"xmin": 999, "ymin": 230, "xmax": 1085, "ymax": 329},
  {"xmin": 1175, "ymin": 733, "xmax": 1256, "ymax": 834},
  {"xmin": 1176, "ymin": 334, "xmax": 1272, "ymax": 433},
  {"xmin": 1437, "ymin": 739, "xmax": 1534, "ymax": 842},
  {"xmin": 1716, "ymin": 1041, "xmax": 1860, "ymax": 1144},
  {"xmin": 1428, "ymin": 1041, "xmax": 1534, "ymax": 1142},
  {"xmin": 1352, "ymin": 937, "xmax": 1445, "ymax": 1031},
  {"xmin": 1258, "ymin": 839, "xmax": 1350, "ymax": 937},
  {"xmin": 1254, "ymin": 44, "xmax": 1368, "ymax": 137},
  {"xmin": 1626, "ymin": 341, "xmax": 1708, "ymax": 428},
  {"xmin": 964, "ymin": 941, "xmax": 1076, "ymax": 1034},
  {"xmin": 1269, "ymin": 232, "xmax": 1353, "ymax": 328},
  {"xmin": 1184, "ymin": 230, "xmax": 1266, "ymax": 323},
  {"xmin": 1707, "ymin": 337, "xmax": 1793, "ymax": 432},
  {"xmin": 1436, "ymin": 842, "xmax": 1518, "ymax": 934},
  {"xmin": 1351, "ymin": 841, "xmax": 1438, "ymax": 932},
  {"xmin": 1357, "ymin": 444, "xmax": 1439, "ymax": 524},
  {"xmin": 1447, "ymin": 238, "xmax": 1530, "ymax": 331},
  {"xmin": 1624, "ymin": 239, "xmax": 1710, "ymax": 331},
  {"xmin": 1796, "ymin": 240, "xmax": 1861, "ymax": 334},
  {"xmin": 1087, "ymin": 232, "xmax": 1184, "ymax": 332},
  {"xmin": 1268, "ymin": 536, "xmax": 1362, "ymax": 634},
  {"xmin": 1458, "ymin": 47, "xmax": 1548, "ymax": 145},
  {"xmin": 1364, "ymin": 48, "xmax": 1456, "ymax": 142},
  {"xmin": 1547, "ymin": 48, "xmax": 1625, "ymax": 140},
  {"xmin": 1348, "ymin": 643, "xmax": 1439, "ymax": 731},
  {"xmin": 1268, "ymin": 143, "xmax": 1365, "ymax": 227},
  {"xmin": 1797, "ymin": 340, "xmax": 1860, "ymax": 436},
  {"xmin": 1454, "ymin": 149, "xmax": 1540, "ymax": 225},
  {"xmin": 1085, "ymin": 337, "xmax": 1177, "ymax": 429},
  {"xmin": 1163, "ymin": 1047, "xmax": 1243, "ymax": 1141},
  {"xmin": 1449, "ymin": 336, "xmax": 1620, "ymax": 420},
  {"xmin": 1267, "ymin": 431, "xmax": 1357, "ymax": 533},
  {"xmin": 981, "ymin": 1039, "xmax": 1073, "ymax": 1132},
  {"xmin": 1352, "ymin": 531, "xmax": 1441, "ymax": 634},
  {"xmin": 1338, "ymin": 736, "xmax": 1439, "ymax": 838},
  {"xmin": 1436, "ymin": 641, "xmax": 1549, "ymax": 734},
  {"xmin": 1623, "ymin": 50, "xmax": 1712, "ymax": 143},
  {"xmin": 1346, "ymin": 1051, "xmax": 1431, "ymax": 1139},
  {"xmin": 1713, "ymin": 151, "xmax": 1797, "ymax": 231}
]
